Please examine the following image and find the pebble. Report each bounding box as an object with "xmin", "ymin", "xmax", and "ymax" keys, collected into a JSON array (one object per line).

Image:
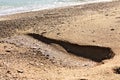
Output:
[
  {"xmin": 17, "ymin": 70, "xmax": 24, "ymax": 73},
  {"xmin": 40, "ymin": 63, "xmax": 44, "ymax": 66}
]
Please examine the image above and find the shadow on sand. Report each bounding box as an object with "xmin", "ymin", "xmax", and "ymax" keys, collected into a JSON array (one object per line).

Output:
[{"xmin": 27, "ymin": 33, "xmax": 115, "ymax": 62}]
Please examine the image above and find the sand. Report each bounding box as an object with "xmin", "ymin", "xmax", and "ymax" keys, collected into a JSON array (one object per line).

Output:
[{"xmin": 0, "ymin": 1, "xmax": 120, "ymax": 80}]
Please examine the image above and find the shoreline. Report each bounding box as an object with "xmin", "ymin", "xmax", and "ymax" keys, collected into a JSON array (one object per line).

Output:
[
  {"xmin": 0, "ymin": 0, "xmax": 117, "ymax": 22},
  {"xmin": 0, "ymin": 0, "xmax": 112, "ymax": 17}
]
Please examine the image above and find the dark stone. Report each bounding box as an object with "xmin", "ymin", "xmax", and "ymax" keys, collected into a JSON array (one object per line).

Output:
[{"xmin": 113, "ymin": 67, "xmax": 120, "ymax": 74}]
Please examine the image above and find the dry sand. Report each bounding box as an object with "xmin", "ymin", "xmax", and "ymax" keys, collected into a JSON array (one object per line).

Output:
[{"xmin": 0, "ymin": 1, "xmax": 120, "ymax": 80}]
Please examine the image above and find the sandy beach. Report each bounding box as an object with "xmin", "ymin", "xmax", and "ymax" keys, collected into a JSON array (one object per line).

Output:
[{"xmin": 0, "ymin": 1, "xmax": 120, "ymax": 80}]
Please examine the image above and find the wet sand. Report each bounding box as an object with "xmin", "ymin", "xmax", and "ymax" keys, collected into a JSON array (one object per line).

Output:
[{"xmin": 0, "ymin": 1, "xmax": 120, "ymax": 80}]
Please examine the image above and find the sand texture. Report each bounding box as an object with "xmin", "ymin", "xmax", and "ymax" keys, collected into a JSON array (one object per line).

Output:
[{"xmin": 0, "ymin": 1, "xmax": 120, "ymax": 80}]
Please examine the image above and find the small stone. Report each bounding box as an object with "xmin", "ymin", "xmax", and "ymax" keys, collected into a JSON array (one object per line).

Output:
[
  {"xmin": 51, "ymin": 60, "xmax": 56, "ymax": 64},
  {"xmin": 80, "ymin": 79, "xmax": 88, "ymax": 80},
  {"xmin": 92, "ymin": 40, "xmax": 96, "ymax": 42},
  {"xmin": 43, "ymin": 68, "xmax": 47, "ymax": 71},
  {"xmin": 110, "ymin": 28, "xmax": 115, "ymax": 31},
  {"xmin": 57, "ymin": 33, "xmax": 60, "ymax": 35},
  {"xmin": 0, "ymin": 61, "xmax": 4, "ymax": 67},
  {"xmin": 41, "ymin": 32, "xmax": 47, "ymax": 35},
  {"xmin": 35, "ymin": 62, "xmax": 39, "ymax": 66},
  {"xmin": 7, "ymin": 70, "xmax": 11, "ymax": 74},
  {"xmin": 113, "ymin": 67, "xmax": 120, "ymax": 74},
  {"xmin": 29, "ymin": 61, "xmax": 34, "ymax": 65},
  {"xmin": 4, "ymin": 46, "xmax": 7, "ymax": 48},
  {"xmin": 40, "ymin": 63, "xmax": 44, "ymax": 66},
  {"xmin": 83, "ymin": 64, "xmax": 88, "ymax": 67},
  {"xmin": 17, "ymin": 70, "xmax": 24, "ymax": 73},
  {"xmin": 5, "ymin": 50, "xmax": 11, "ymax": 52},
  {"xmin": 105, "ymin": 14, "xmax": 109, "ymax": 16}
]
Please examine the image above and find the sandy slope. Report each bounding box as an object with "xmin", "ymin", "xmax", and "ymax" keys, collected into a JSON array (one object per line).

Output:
[{"xmin": 0, "ymin": 1, "xmax": 120, "ymax": 80}]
